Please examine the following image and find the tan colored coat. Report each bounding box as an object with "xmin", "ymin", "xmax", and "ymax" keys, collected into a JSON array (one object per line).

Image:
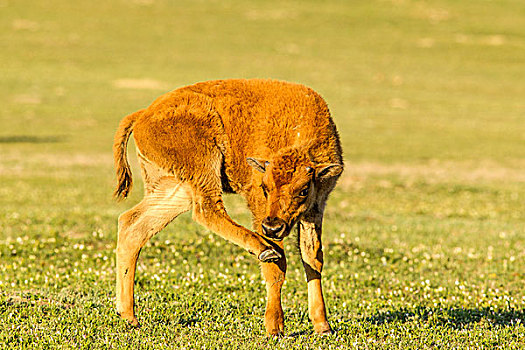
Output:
[{"xmin": 114, "ymin": 79, "xmax": 343, "ymax": 335}]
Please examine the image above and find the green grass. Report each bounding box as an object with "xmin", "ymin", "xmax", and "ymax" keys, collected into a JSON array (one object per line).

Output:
[{"xmin": 1, "ymin": 0, "xmax": 524, "ymax": 348}]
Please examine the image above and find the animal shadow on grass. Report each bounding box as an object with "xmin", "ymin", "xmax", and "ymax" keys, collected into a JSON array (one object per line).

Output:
[
  {"xmin": 147, "ymin": 313, "xmax": 200, "ymax": 328},
  {"xmin": 0, "ymin": 135, "xmax": 65, "ymax": 143},
  {"xmin": 365, "ymin": 306, "xmax": 525, "ymax": 329},
  {"xmin": 289, "ymin": 329, "xmax": 313, "ymax": 337}
]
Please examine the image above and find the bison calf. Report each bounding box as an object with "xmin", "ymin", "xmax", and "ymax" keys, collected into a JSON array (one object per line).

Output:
[{"xmin": 114, "ymin": 79, "xmax": 343, "ymax": 335}]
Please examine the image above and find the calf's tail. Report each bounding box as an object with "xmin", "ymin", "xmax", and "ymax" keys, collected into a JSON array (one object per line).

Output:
[{"xmin": 113, "ymin": 110, "xmax": 143, "ymax": 200}]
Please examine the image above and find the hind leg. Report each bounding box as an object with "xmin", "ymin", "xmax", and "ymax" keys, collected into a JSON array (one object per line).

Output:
[{"xmin": 116, "ymin": 177, "xmax": 192, "ymax": 326}]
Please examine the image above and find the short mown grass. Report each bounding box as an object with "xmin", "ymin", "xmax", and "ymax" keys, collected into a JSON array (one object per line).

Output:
[{"xmin": 1, "ymin": 0, "xmax": 524, "ymax": 348}]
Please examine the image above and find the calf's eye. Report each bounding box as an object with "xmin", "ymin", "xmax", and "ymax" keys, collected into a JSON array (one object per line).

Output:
[{"xmin": 299, "ymin": 188, "xmax": 309, "ymax": 197}]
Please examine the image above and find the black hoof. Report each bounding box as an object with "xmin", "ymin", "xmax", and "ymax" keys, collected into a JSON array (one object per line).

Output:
[{"xmin": 258, "ymin": 248, "xmax": 282, "ymax": 262}]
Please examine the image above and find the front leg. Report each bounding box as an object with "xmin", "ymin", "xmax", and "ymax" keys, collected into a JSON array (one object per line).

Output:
[
  {"xmin": 298, "ymin": 210, "xmax": 332, "ymax": 335},
  {"xmin": 192, "ymin": 191, "xmax": 281, "ymax": 262},
  {"xmin": 248, "ymin": 193, "xmax": 287, "ymax": 336},
  {"xmin": 261, "ymin": 242, "xmax": 286, "ymax": 336}
]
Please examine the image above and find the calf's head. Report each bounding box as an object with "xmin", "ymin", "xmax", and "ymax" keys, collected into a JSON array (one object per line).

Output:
[{"xmin": 247, "ymin": 152, "xmax": 342, "ymax": 241}]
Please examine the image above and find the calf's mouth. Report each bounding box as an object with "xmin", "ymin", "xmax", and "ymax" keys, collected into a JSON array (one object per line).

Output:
[{"xmin": 261, "ymin": 217, "xmax": 289, "ymax": 241}]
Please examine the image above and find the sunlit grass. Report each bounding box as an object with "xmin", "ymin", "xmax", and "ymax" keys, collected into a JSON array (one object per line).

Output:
[{"xmin": 1, "ymin": 0, "xmax": 524, "ymax": 348}]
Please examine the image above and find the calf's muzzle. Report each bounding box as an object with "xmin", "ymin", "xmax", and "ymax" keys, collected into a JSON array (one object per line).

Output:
[{"xmin": 261, "ymin": 217, "xmax": 288, "ymax": 240}]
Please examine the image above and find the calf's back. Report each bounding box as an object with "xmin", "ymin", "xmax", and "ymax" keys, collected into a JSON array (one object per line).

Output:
[{"xmin": 132, "ymin": 79, "xmax": 342, "ymax": 192}]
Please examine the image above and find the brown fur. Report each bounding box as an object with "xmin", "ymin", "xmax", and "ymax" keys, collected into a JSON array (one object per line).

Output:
[
  {"xmin": 113, "ymin": 79, "xmax": 343, "ymax": 335},
  {"xmin": 113, "ymin": 109, "xmax": 144, "ymax": 200}
]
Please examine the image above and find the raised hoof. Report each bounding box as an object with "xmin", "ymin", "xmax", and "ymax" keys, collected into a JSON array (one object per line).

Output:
[{"xmin": 258, "ymin": 248, "xmax": 282, "ymax": 263}]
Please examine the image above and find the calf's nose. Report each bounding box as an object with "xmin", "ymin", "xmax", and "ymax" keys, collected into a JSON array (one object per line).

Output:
[{"xmin": 261, "ymin": 217, "xmax": 286, "ymax": 240}]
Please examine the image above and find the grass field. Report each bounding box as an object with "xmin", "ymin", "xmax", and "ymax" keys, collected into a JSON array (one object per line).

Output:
[{"xmin": 1, "ymin": 0, "xmax": 524, "ymax": 348}]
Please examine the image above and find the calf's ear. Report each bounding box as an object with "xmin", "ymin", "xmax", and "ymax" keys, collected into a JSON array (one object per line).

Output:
[
  {"xmin": 247, "ymin": 157, "xmax": 269, "ymax": 173},
  {"xmin": 315, "ymin": 163, "xmax": 343, "ymax": 179}
]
